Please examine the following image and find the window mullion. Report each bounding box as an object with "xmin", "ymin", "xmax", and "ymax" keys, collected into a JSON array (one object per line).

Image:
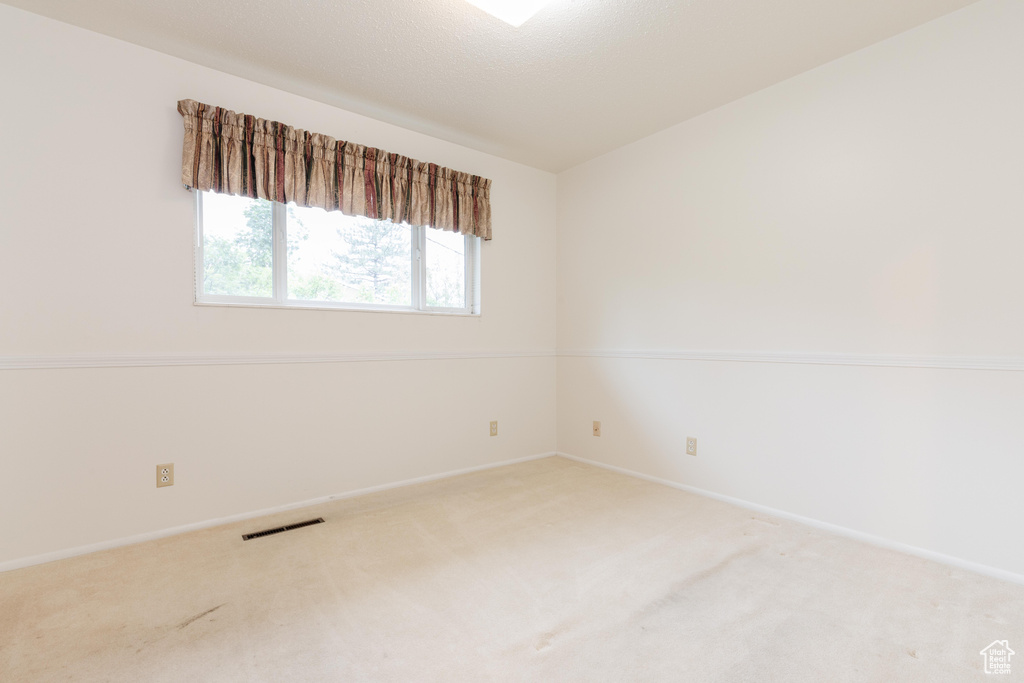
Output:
[
  {"xmin": 421, "ymin": 226, "xmax": 428, "ymax": 310},
  {"xmin": 465, "ymin": 235, "xmax": 473, "ymax": 315},
  {"xmin": 194, "ymin": 190, "xmax": 204, "ymax": 301},
  {"xmin": 470, "ymin": 237, "xmax": 481, "ymax": 314},
  {"xmin": 413, "ymin": 225, "xmax": 426, "ymax": 310},
  {"xmin": 272, "ymin": 201, "xmax": 287, "ymax": 303}
]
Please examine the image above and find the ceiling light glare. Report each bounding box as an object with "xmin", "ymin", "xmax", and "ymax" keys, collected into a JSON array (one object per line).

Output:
[{"xmin": 465, "ymin": 0, "xmax": 551, "ymax": 27}]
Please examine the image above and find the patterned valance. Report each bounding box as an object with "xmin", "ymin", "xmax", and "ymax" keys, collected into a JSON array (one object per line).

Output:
[{"xmin": 177, "ymin": 99, "xmax": 492, "ymax": 240}]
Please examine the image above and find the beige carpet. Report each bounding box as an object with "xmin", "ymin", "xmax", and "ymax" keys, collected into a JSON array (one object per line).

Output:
[{"xmin": 1, "ymin": 456, "xmax": 1022, "ymax": 682}]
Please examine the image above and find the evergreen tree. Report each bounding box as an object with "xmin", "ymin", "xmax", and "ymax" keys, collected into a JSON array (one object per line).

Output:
[{"xmin": 331, "ymin": 218, "xmax": 410, "ymax": 302}]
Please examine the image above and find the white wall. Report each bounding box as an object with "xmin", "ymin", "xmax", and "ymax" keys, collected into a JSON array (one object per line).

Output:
[
  {"xmin": 557, "ymin": 0, "xmax": 1024, "ymax": 577},
  {"xmin": 0, "ymin": 5, "xmax": 557, "ymax": 567},
  {"xmin": 4, "ymin": 0, "xmax": 1022, "ymax": 582}
]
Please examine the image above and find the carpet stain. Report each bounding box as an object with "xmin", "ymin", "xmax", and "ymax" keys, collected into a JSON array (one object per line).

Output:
[
  {"xmin": 177, "ymin": 604, "xmax": 226, "ymax": 630},
  {"xmin": 535, "ymin": 632, "xmax": 555, "ymax": 651},
  {"xmin": 632, "ymin": 546, "xmax": 761, "ymax": 622}
]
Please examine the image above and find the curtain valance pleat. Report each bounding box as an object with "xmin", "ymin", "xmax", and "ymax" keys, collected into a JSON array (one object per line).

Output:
[{"xmin": 177, "ymin": 99, "xmax": 492, "ymax": 240}]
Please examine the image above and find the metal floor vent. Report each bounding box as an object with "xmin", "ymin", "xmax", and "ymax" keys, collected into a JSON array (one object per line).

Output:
[{"xmin": 242, "ymin": 517, "xmax": 325, "ymax": 541}]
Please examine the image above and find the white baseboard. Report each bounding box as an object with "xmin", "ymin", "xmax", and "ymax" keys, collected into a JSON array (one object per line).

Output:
[
  {"xmin": 11, "ymin": 450, "xmax": 1021, "ymax": 587},
  {"xmin": 557, "ymin": 452, "xmax": 1024, "ymax": 587},
  {"xmin": 0, "ymin": 452, "xmax": 557, "ymax": 574}
]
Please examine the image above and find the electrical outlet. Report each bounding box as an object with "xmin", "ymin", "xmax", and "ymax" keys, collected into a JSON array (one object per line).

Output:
[
  {"xmin": 593, "ymin": 420, "xmax": 601, "ymax": 437},
  {"xmin": 156, "ymin": 463, "xmax": 174, "ymax": 488},
  {"xmin": 686, "ymin": 437, "xmax": 697, "ymax": 456},
  {"xmin": 490, "ymin": 421, "xmax": 498, "ymax": 437}
]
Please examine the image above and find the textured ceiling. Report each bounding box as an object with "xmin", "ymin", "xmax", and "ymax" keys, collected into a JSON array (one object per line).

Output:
[{"xmin": 4, "ymin": 0, "xmax": 979, "ymax": 171}]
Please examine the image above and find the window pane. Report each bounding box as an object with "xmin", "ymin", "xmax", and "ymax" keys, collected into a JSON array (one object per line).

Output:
[
  {"xmin": 201, "ymin": 191, "xmax": 273, "ymax": 297},
  {"xmin": 287, "ymin": 206, "xmax": 412, "ymax": 306},
  {"xmin": 425, "ymin": 230, "xmax": 467, "ymax": 309}
]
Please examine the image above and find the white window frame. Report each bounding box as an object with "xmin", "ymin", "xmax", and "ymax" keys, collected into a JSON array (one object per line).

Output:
[{"xmin": 193, "ymin": 190, "xmax": 481, "ymax": 316}]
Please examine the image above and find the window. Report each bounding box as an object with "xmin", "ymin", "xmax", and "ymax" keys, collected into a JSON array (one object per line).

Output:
[{"xmin": 194, "ymin": 190, "xmax": 480, "ymax": 314}]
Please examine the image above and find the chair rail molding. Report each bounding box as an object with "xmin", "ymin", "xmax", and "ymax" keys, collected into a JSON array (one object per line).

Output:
[
  {"xmin": 557, "ymin": 349, "xmax": 1024, "ymax": 372},
  {"xmin": 0, "ymin": 349, "xmax": 556, "ymax": 371}
]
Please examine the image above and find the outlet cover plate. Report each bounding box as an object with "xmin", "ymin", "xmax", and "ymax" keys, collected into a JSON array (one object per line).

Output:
[
  {"xmin": 686, "ymin": 438, "xmax": 697, "ymax": 456},
  {"xmin": 157, "ymin": 463, "xmax": 174, "ymax": 488},
  {"xmin": 490, "ymin": 421, "xmax": 498, "ymax": 437},
  {"xmin": 593, "ymin": 420, "xmax": 601, "ymax": 437}
]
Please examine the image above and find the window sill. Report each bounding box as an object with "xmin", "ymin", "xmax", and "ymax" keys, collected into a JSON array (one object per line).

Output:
[{"xmin": 193, "ymin": 300, "xmax": 480, "ymax": 317}]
